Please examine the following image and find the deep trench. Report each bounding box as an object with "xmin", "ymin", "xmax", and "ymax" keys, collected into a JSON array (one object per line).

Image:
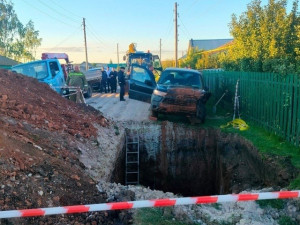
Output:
[{"xmin": 112, "ymin": 121, "xmax": 296, "ymax": 197}]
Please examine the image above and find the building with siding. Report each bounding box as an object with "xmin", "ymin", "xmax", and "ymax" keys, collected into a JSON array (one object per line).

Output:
[
  {"xmin": 0, "ymin": 55, "xmax": 19, "ymax": 69},
  {"xmin": 188, "ymin": 39, "xmax": 233, "ymax": 52}
]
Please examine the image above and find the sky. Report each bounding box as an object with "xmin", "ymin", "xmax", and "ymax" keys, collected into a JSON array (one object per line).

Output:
[{"xmin": 11, "ymin": 0, "xmax": 292, "ymax": 64}]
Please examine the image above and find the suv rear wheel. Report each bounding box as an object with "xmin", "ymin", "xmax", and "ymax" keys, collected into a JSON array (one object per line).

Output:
[
  {"xmin": 151, "ymin": 110, "xmax": 158, "ymax": 118},
  {"xmin": 84, "ymin": 85, "xmax": 93, "ymax": 98}
]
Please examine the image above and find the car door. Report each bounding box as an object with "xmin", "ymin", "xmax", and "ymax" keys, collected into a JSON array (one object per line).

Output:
[
  {"xmin": 128, "ymin": 64, "xmax": 156, "ymax": 103},
  {"xmin": 48, "ymin": 60, "xmax": 66, "ymax": 94}
]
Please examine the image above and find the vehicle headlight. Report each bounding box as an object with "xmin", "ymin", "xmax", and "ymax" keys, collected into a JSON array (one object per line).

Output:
[{"xmin": 153, "ymin": 89, "xmax": 167, "ymax": 97}]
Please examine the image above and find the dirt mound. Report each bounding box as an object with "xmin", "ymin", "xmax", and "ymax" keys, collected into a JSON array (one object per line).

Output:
[
  {"xmin": 0, "ymin": 69, "xmax": 108, "ymax": 138},
  {"xmin": 0, "ymin": 70, "xmax": 131, "ymax": 224}
]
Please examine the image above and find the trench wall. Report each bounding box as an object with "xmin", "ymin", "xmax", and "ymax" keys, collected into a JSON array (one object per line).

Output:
[{"xmin": 112, "ymin": 121, "xmax": 296, "ymax": 196}]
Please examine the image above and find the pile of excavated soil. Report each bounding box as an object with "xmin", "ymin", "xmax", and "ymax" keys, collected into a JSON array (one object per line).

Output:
[
  {"xmin": 0, "ymin": 70, "xmax": 131, "ymax": 225},
  {"xmin": 0, "ymin": 70, "xmax": 108, "ymax": 138}
]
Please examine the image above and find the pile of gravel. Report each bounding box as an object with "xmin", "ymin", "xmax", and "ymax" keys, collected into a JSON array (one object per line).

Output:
[{"xmin": 97, "ymin": 182, "xmax": 300, "ymax": 225}]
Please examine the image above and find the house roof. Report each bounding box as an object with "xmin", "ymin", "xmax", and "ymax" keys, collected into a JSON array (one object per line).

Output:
[
  {"xmin": 189, "ymin": 39, "xmax": 233, "ymax": 51},
  {"xmin": 0, "ymin": 55, "xmax": 19, "ymax": 66}
]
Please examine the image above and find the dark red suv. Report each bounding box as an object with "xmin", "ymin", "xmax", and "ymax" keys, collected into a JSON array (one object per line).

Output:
[{"xmin": 150, "ymin": 68, "xmax": 210, "ymax": 122}]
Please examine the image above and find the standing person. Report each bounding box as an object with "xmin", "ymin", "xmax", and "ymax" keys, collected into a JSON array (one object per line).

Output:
[
  {"xmin": 106, "ymin": 67, "xmax": 111, "ymax": 92},
  {"xmin": 118, "ymin": 66, "xmax": 126, "ymax": 101},
  {"xmin": 110, "ymin": 67, "xmax": 117, "ymax": 93},
  {"xmin": 66, "ymin": 66, "xmax": 88, "ymax": 102},
  {"xmin": 148, "ymin": 62, "xmax": 160, "ymax": 82},
  {"xmin": 100, "ymin": 67, "xmax": 108, "ymax": 93}
]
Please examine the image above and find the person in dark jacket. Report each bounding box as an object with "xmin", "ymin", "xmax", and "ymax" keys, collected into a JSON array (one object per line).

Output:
[
  {"xmin": 100, "ymin": 67, "xmax": 108, "ymax": 93},
  {"xmin": 106, "ymin": 67, "xmax": 111, "ymax": 92},
  {"xmin": 118, "ymin": 67, "xmax": 126, "ymax": 101},
  {"xmin": 109, "ymin": 67, "xmax": 117, "ymax": 93}
]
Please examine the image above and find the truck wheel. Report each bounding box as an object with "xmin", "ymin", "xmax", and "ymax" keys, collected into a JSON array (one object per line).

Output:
[
  {"xmin": 84, "ymin": 85, "xmax": 93, "ymax": 98},
  {"xmin": 151, "ymin": 110, "xmax": 158, "ymax": 118},
  {"xmin": 97, "ymin": 81, "xmax": 101, "ymax": 92},
  {"xmin": 196, "ymin": 101, "xmax": 206, "ymax": 123}
]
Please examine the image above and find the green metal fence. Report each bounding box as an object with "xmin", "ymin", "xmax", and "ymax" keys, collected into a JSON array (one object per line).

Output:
[{"xmin": 202, "ymin": 70, "xmax": 300, "ymax": 146}]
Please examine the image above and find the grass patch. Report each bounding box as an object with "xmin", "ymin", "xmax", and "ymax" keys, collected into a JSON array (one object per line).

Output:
[
  {"xmin": 134, "ymin": 208, "xmax": 197, "ymax": 225},
  {"xmin": 114, "ymin": 125, "xmax": 120, "ymax": 135},
  {"xmin": 156, "ymin": 101, "xmax": 300, "ymax": 188},
  {"xmin": 278, "ymin": 216, "xmax": 297, "ymax": 225},
  {"xmin": 202, "ymin": 101, "xmax": 300, "ymax": 189},
  {"xmin": 216, "ymin": 120, "xmax": 300, "ymax": 189},
  {"xmin": 257, "ymin": 199, "xmax": 285, "ymax": 209},
  {"xmin": 211, "ymin": 203, "xmax": 222, "ymax": 210},
  {"xmin": 289, "ymin": 174, "xmax": 300, "ymax": 189}
]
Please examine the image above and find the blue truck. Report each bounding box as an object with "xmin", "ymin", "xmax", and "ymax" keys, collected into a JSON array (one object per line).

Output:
[{"xmin": 12, "ymin": 58, "xmax": 67, "ymax": 95}]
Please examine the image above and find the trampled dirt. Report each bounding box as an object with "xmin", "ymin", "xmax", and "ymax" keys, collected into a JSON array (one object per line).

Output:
[{"xmin": 0, "ymin": 70, "xmax": 130, "ymax": 225}]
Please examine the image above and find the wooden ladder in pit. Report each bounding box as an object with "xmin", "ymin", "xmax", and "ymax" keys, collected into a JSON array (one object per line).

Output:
[{"xmin": 125, "ymin": 129, "xmax": 140, "ymax": 185}]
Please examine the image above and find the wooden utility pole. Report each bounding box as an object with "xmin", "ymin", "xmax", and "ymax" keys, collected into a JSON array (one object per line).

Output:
[
  {"xmin": 174, "ymin": 2, "xmax": 178, "ymax": 67},
  {"xmin": 159, "ymin": 38, "xmax": 162, "ymax": 60},
  {"xmin": 117, "ymin": 43, "xmax": 120, "ymax": 68},
  {"xmin": 83, "ymin": 18, "xmax": 89, "ymax": 71}
]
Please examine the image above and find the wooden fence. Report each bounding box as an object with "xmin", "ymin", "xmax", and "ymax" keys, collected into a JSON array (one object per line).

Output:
[{"xmin": 202, "ymin": 70, "xmax": 300, "ymax": 146}]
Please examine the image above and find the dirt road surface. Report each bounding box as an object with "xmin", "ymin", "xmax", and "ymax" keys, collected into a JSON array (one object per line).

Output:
[{"xmin": 86, "ymin": 92, "xmax": 151, "ymax": 122}]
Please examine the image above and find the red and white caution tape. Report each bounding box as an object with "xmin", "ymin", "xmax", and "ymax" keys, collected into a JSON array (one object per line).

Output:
[{"xmin": 0, "ymin": 190, "xmax": 299, "ymax": 219}]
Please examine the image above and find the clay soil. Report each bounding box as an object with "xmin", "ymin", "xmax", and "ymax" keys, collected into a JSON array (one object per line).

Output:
[{"xmin": 0, "ymin": 70, "xmax": 130, "ymax": 225}]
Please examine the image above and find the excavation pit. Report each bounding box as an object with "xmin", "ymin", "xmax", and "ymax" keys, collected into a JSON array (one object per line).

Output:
[{"xmin": 112, "ymin": 122, "xmax": 296, "ymax": 197}]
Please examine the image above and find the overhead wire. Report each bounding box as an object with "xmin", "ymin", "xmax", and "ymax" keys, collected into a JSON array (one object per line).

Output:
[
  {"xmin": 185, "ymin": 0, "xmax": 201, "ymax": 12},
  {"xmin": 86, "ymin": 21, "xmax": 107, "ymax": 45},
  {"xmin": 51, "ymin": 0, "xmax": 82, "ymax": 19},
  {"xmin": 49, "ymin": 0, "xmax": 83, "ymax": 19},
  {"xmin": 182, "ymin": 0, "xmax": 219, "ymax": 38},
  {"xmin": 37, "ymin": 0, "xmax": 81, "ymax": 24},
  {"xmin": 22, "ymin": 0, "xmax": 77, "ymax": 28},
  {"xmin": 161, "ymin": 5, "xmax": 175, "ymax": 42},
  {"xmin": 86, "ymin": 26, "xmax": 108, "ymax": 49},
  {"xmin": 48, "ymin": 25, "xmax": 82, "ymax": 51},
  {"xmin": 178, "ymin": 16, "xmax": 192, "ymax": 40}
]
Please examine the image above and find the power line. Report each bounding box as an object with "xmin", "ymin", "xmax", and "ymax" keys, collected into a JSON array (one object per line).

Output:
[
  {"xmin": 178, "ymin": 16, "xmax": 192, "ymax": 39},
  {"xmin": 37, "ymin": 0, "xmax": 81, "ymax": 24},
  {"xmin": 85, "ymin": 20, "xmax": 110, "ymax": 50},
  {"xmin": 86, "ymin": 21, "xmax": 107, "ymax": 44},
  {"xmin": 186, "ymin": 0, "xmax": 201, "ymax": 12},
  {"xmin": 49, "ymin": 0, "xmax": 83, "ymax": 19},
  {"xmin": 163, "ymin": 16, "xmax": 174, "ymax": 40},
  {"xmin": 23, "ymin": 0, "xmax": 77, "ymax": 28},
  {"xmin": 48, "ymin": 25, "xmax": 82, "ymax": 51},
  {"xmin": 86, "ymin": 26, "xmax": 108, "ymax": 49}
]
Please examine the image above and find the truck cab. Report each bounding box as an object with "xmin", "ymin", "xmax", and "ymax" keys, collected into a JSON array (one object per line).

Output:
[
  {"xmin": 12, "ymin": 59, "xmax": 66, "ymax": 95},
  {"xmin": 127, "ymin": 52, "xmax": 162, "ymax": 72}
]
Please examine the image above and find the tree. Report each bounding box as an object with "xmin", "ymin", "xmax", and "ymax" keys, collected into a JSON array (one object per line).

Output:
[
  {"xmin": 0, "ymin": 0, "xmax": 42, "ymax": 61},
  {"xmin": 180, "ymin": 47, "xmax": 203, "ymax": 69},
  {"xmin": 22, "ymin": 20, "xmax": 42, "ymax": 61},
  {"xmin": 227, "ymin": 0, "xmax": 300, "ymax": 74},
  {"xmin": 0, "ymin": 0, "xmax": 23, "ymax": 56},
  {"xmin": 161, "ymin": 59, "xmax": 175, "ymax": 69}
]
